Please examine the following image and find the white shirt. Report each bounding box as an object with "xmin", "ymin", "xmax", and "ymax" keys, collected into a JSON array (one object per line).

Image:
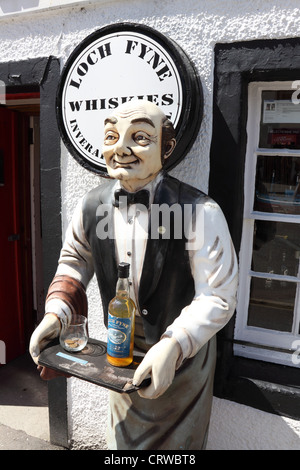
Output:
[
  {"xmin": 46, "ymin": 174, "xmax": 238, "ymax": 365},
  {"xmin": 113, "ymin": 175, "xmax": 161, "ymax": 312}
]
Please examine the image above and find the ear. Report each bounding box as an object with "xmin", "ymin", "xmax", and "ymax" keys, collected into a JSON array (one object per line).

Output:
[{"xmin": 164, "ymin": 138, "xmax": 176, "ymax": 160}]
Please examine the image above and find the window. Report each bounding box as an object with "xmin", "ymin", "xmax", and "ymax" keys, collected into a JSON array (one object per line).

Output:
[
  {"xmin": 234, "ymin": 82, "xmax": 300, "ymax": 366},
  {"xmin": 210, "ymin": 39, "xmax": 300, "ymax": 418}
]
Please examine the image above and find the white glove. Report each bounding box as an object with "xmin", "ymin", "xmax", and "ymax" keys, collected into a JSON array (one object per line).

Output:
[
  {"xmin": 132, "ymin": 337, "xmax": 181, "ymax": 399},
  {"xmin": 29, "ymin": 314, "xmax": 61, "ymax": 365}
]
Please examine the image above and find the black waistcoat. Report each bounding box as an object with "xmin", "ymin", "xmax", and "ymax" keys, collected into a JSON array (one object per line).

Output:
[{"xmin": 82, "ymin": 173, "xmax": 207, "ymax": 344}]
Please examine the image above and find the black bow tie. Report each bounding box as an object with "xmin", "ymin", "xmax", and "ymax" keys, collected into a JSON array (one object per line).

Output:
[{"xmin": 113, "ymin": 188, "xmax": 150, "ymax": 209}]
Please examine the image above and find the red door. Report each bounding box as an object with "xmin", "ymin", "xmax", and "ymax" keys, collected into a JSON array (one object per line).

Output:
[{"xmin": 0, "ymin": 108, "xmax": 33, "ymax": 363}]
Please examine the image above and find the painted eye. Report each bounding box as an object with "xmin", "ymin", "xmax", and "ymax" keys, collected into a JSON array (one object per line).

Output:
[
  {"xmin": 104, "ymin": 132, "xmax": 118, "ymax": 145},
  {"xmin": 134, "ymin": 133, "xmax": 150, "ymax": 145}
]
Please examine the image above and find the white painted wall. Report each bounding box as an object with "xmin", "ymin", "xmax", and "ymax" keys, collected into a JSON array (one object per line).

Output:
[
  {"xmin": 0, "ymin": 0, "xmax": 299, "ymax": 450},
  {"xmin": 207, "ymin": 398, "xmax": 300, "ymax": 450}
]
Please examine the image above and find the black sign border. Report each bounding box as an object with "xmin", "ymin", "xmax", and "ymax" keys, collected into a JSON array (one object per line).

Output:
[{"xmin": 56, "ymin": 22, "xmax": 203, "ymax": 176}]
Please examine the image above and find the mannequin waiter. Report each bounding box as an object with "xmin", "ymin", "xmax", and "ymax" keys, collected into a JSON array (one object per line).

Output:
[{"xmin": 30, "ymin": 100, "xmax": 238, "ymax": 450}]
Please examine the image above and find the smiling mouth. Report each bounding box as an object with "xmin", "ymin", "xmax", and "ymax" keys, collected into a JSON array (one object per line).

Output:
[{"xmin": 113, "ymin": 158, "xmax": 139, "ymax": 167}]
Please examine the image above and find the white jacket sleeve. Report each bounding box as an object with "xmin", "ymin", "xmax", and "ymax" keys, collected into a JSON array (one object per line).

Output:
[
  {"xmin": 162, "ymin": 199, "xmax": 238, "ymax": 365},
  {"xmin": 45, "ymin": 198, "xmax": 95, "ymax": 321}
]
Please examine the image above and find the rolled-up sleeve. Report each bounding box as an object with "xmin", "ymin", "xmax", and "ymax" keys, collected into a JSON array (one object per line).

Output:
[{"xmin": 162, "ymin": 199, "xmax": 238, "ymax": 364}]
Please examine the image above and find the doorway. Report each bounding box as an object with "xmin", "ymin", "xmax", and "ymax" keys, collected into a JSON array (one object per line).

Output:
[
  {"xmin": 0, "ymin": 57, "xmax": 66, "ymax": 446},
  {"xmin": 0, "ymin": 94, "xmax": 41, "ymax": 363}
]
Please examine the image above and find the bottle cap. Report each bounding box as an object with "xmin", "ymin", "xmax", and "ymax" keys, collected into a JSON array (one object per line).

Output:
[{"xmin": 118, "ymin": 262, "xmax": 130, "ymax": 278}]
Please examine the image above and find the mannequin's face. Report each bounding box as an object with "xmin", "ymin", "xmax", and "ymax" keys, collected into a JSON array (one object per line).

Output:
[{"xmin": 102, "ymin": 101, "xmax": 175, "ymax": 192}]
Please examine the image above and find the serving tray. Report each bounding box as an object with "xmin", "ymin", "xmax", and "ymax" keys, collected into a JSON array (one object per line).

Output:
[{"xmin": 38, "ymin": 338, "xmax": 149, "ymax": 393}]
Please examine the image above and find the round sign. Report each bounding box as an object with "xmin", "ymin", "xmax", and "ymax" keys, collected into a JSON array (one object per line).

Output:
[{"xmin": 56, "ymin": 23, "xmax": 203, "ymax": 176}]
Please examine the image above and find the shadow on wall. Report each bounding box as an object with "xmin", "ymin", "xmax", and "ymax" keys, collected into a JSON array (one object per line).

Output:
[{"xmin": 0, "ymin": 0, "xmax": 39, "ymax": 14}]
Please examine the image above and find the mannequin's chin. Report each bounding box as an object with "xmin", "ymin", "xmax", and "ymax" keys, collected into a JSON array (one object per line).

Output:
[
  {"xmin": 106, "ymin": 166, "xmax": 162, "ymax": 190},
  {"xmin": 107, "ymin": 167, "xmax": 134, "ymax": 180}
]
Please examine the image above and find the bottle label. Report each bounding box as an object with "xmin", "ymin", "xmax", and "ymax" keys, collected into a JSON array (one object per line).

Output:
[{"xmin": 107, "ymin": 313, "xmax": 131, "ymax": 358}]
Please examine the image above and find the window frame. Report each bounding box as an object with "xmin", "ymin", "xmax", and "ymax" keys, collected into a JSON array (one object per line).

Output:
[
  {"xmin": 235, "ymin": 81, "xmax": 300, "ymax": 366},
  {"xmin": 210, "ymin": 39, "xmax": 300, "ymax": 419}
]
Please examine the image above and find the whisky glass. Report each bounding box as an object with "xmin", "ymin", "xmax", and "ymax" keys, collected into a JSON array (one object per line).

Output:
[{"xmin": 60, "ymin": 314, "xmax": 88, "ymax": 352}]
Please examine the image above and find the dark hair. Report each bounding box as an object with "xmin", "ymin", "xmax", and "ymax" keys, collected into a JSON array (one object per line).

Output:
[{"xmin": 161, "ymin": 117, "xmax": 176, "ymax": 165}]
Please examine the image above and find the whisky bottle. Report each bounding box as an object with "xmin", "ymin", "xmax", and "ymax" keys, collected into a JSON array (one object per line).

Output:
[{"xmin": 107, "ymin": 262, "xmax": 136, "ymax": 367}]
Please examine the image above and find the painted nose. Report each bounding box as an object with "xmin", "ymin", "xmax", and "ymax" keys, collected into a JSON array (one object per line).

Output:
[{"xmin": 115, "ymin": 136, "xmax": 132, "ymax": 157}]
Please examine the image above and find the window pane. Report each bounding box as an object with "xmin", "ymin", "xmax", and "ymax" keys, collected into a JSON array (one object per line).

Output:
[
  {"xmin": 260, "ymin": 90, "xmax": 300, "ymax": 149},
  {"xmin": 247, "ymin": 278, "xmax": 295, "ymax": 331},
  {"xmin": 254, "ymin": 155, "xmax": 300, "ymax": 214},
  {"xmin": 253, "ymin": 220, "xmax": 300, "ymax": 276}
]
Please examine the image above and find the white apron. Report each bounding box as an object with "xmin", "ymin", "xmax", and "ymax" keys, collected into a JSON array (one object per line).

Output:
[{"xmin": 107, "ymin": 335, "xmax": 216, "ymax": 450}]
